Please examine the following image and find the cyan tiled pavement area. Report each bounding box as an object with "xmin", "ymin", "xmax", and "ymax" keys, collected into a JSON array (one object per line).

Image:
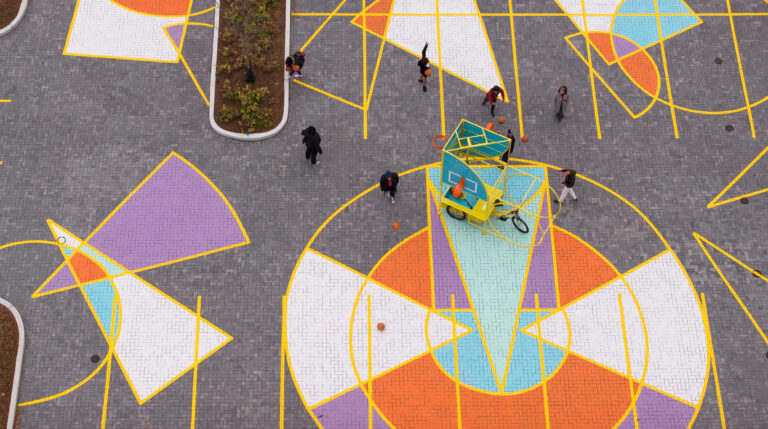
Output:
[{"xmin": 0, "ymin": 0, "xmax": 767, "ymax": 427}]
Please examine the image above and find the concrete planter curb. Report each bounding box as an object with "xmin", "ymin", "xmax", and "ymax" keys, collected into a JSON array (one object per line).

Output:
[
  {"xmin": 208, "ymin": 0, "xmax": 291, "ymax": 141},
  {"xmin": 0, "ymin": 0, "xmax": 29, "ymax": 37},
  {"xmin": 0, "ymin": 297, "xmax": 24, "ymax": 429}
]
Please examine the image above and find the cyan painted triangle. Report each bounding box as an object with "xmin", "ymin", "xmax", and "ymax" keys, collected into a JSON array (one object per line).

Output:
[
  {"xmin": 427, "ymin": 166, "xmax": 545, "ymax": 389},
  {"xmin": 81, "ymin": 279, "xmax": 120, "ymax": 339},
  {"xmin": 432, "ymin": 311, "xmax": 497, "ymax": 392},
  {"xmin": 504, "ymin": 311, "xmax": 566, "ymax": 392},
  {"xmin": 63, "ymin": 248, "xmax": 74, "ymax": 257}
]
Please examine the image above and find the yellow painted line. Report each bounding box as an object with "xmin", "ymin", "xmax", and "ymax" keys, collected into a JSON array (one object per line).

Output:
[
  {"xmin": 653, "ymin": 0, "xmax": 679, "ymax": 138},
  {"xmin": 301, "ymin": 0, "xmax": 348, "ymax": 51},
  {"xmin": 292, "ymin": 79, "xmax": 365, "ymax": 110},
  {"xmin": 62, "ymin": 0, "xmax": 83, "ymax": 55},
  {"xmin": 190, "ymin": 296, "xmax": 201, "ymax": 429},
  {"xmin": 190, "ymin": 6, "xmax": 215, "ymax": 17},
  {"xmin": 507, "ymin": 0, "xmax": 524, "ymax": 136},
  {"xmin": 362, "ymin": 0, "xmax": 368, "ymax": 140},
  {"xmin": 535, "ymin": 295, "xmax": 551, "ymax": 428},
  {"xmin": 178, "ymin": 0, "xmax": 196, "ymax": 54},
  {"xmin": 180, "ymin": 54, "xmax": 210, "ymax": 106},
  {"xmin": 451, "ymin": 295, "xmax": 463, "ymax": 429},
  {"xmin": 694, "ymin": 233, "xmax": 768, "ymax": 345},
  {"xmin": 291, "ymin": 11, "xmax": 768, "ymax": 17},
  {"xmin": 726, "ymin": 0, "xmax": 755, "ymax": 138},
  {"xmin": 435, "ymin": 0, "xmax": 446, "ymax": 136},
  {"xmin": 364, "ymin": 0, "xmax": 396, "ymax": 110},
  {"xmin": 100, "ymin": 295, "xmax": 118, "ymax": 429},
  {"xmin": 579, "ymin": 0, "xmax": 601, "ymax": 139},
  {"xmin": 367, "ymin": 294, "xmax": 373, "ymax": 429},
  {"xmin": 701, "ymin": 294, "xmax": 727, "ymax": 428},
  {"xmin": 280, "ymin": 295, "xmax": 286, "ymax": 429},
  {"xmin": 0, "ymin": 100, "xmax": 11, "ymax": 102},
  {"xmin": 618, "ymin": 294, "xmax": 639, "ymax": 429},
  {"xmin": 708, "ymin": 144, "xmax": 768, "ymax": 208},
  {"xmin": 20, "ymin": 350, "xmax": 110, "ymax": 406}
]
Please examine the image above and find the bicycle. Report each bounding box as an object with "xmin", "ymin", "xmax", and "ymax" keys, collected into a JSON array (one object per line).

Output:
[{"xmin": 445, "ymin": 198, "xmax": 529, "ymax": 234}]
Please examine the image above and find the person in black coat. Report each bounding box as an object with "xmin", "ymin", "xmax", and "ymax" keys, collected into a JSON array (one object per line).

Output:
[
  {"xmin": 555, "ymin": 168, "xmax": 577, "ymax": 203},
  {"xmin": 417, "ymin": 42, "xmax": 430, "ymax": 92},
  {"xmin": 301, "ymin": 126, "xmax": 322, "ymax": 165},
  {"xmin": 380, "ymin": 171, "xmax": 399, "ymax": 204}
]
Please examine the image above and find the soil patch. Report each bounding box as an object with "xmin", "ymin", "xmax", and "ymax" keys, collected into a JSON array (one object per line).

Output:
[
  {"xmin": 213, "ymin": 0, "xmax": 286, "ymax": 134},
  {"xmin": 0, "ymin": 303, "xmax": 19, "ymax": 428},
  {"xmin": 0, "ymin": 0, "xmax": 22, "ymax": 29}
]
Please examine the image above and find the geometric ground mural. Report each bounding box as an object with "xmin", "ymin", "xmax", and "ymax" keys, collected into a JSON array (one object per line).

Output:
[
  {"xmin": 15, "ymin": 153, "xmax": 249, "ymax": 405},
  {"xmin": 286, "ymin": 163, "xmax": 710, "ymax": 428}
]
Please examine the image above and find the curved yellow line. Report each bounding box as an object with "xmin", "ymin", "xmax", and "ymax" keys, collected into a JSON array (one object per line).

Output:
[{"xmin": 19, "ymin": 349, "xmax": 111, "ymax": 407}]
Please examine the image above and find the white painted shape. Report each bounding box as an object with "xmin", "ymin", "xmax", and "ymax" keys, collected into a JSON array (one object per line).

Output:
[
  {"xmin": 554, "ymin": 0, "xmax": 622, "ymax": 33},
  {"xmin": 286, "ymin": 251, "xmax": 366, "ymax": 406},
  {"xmin": 386, "ymin": 16, "xmax": 439, "ymax": 58},
  {"xmin": 112, "ymin": 274, "xmax": 229, "ymax": 401},
  {"xmin": 65, "ymin": 0, "xmax": 185, "ymax": 61},
  {"xmin": 351, "ymin": 281, "xmax": 467, "ymax": 381},
  {"xmin": 49, "ymin": 222, "xmax": 82, "ymax": 248},
  {"xmin": 524, "ymin": 278, "xmax": 646, "ymax": 378},
  {"xmin": 522, "ymin": 309, "xmax": 569, "ymax": 348},
  {"xmin": 624, "ymin": 252, "xmax": 707, "ymax": 405},
  {"xmin": 438, "ymin": 0, "xmax": 477, "ymax": 14},
  {"xmin": 438, "ymin": 16, "xmax": 501, "ymax": 91},
  {"xmin": 391, "ymin": 0, "xmax": 435, "ymax": 15}
]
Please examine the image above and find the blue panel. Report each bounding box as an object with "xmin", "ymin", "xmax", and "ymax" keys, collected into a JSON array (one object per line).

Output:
[{"xmin": 441, "ymin": 152, "xmax": 487, "ymax": 201}]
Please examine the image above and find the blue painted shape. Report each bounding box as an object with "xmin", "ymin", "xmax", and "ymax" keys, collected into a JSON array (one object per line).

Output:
[
  {"xmin": 441, "ymin": 152, "xmax": 487, "ymax": 200},
  {"xmin": 613, "ymin": 0, "xmax": 698, "ymax": 49},
  {"xmin": 63, "ymin": 248, "xmax": 74, "ymax": 257},
  {"xmin": 427, "ymin": 166, "xmax": 546, "ymax": 385},
  {"xmin": 432, "ymin": 311, "xmax": 497, "ymax": 392},
  {"xmin": 504, "ymin": 311, "xmax": 567, "ymax": 392},
  {"xmin": 81, "ymin": 279, "xmax": 120, "ymax": 339},
  {"xmin": 79, "ymin": 245, "xmax": 124, "ymax": 277}
]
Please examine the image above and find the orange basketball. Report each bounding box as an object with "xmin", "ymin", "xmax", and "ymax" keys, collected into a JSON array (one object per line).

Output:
[
  {"xmin": 392, "ymin": 222, "xmax": 400, "ymax": 230},
  {"xmin": 377, "ymin": 322, "xmax": 385, "ymax": 331},
  {"xmin": 292, "ymin": 64, "xmax": 301, "ymax": 71},
  {"xmin": 521, "ymin": 135, "xmax": 529, "ymax": 143},
  {"xmin": 486, "ymin": 122, "xmax": 495, "ymax": 131},
  {"xmin": 497, "ymin": 116, "xmax": 506, "ymax": 124},
  {"xmin": 424, "ymin": 69, "xmax": 432, "ymax": 76}
]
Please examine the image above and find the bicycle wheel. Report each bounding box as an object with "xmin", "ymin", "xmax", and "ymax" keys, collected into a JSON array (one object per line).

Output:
[
  {"xmin": 511, "ymin": 215, "xmax": 529, "ymax": 233},
  {"xmin": 446, "ymin": 206, "xmax": 467, "ymax": 221}
]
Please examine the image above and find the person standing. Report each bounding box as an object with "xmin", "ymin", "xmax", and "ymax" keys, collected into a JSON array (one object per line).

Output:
[
  {"xmin": 302, "ymin": 126, "xmax": 322, "ymax": 165},
  {"xmin": 417, "ymin": 42, "xmax": 431, "ymax": 93},
  {"xmin": 499, "ymin": 130, "xmax": 516, "ymax": 166},
  {"xmin": 555, "ymin": 168, "xmax": 578, "ymax": 203},
  {"xmin": 554, "ymin": 86, "xmax": 568, "ymax": 122},
  {"xmin": 380, "ymin": 171, "xmax": 400, "ymax": 204},
  {"xmin": 482, "ymin": 85, "xmax": 505, "ymax": 117},
  {"xmin": 285, "ymin": 51, "xmax": 306, "ymax": 79}
]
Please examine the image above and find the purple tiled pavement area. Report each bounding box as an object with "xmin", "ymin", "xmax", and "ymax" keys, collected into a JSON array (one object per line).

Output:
[
  {"xmin": 617, "ymin": 386, "xmax": 695, "ymax": 428},
  {"xmin": 312, "ymin": 387, "xmax": 389, "ymax": 429},
  {"xmin": 429, "ymin": 193, "xmax": 470, "ymax": 309},
  {"xmin": 522, "ymin": 197, "xmax": 557, "ymax": 309}
]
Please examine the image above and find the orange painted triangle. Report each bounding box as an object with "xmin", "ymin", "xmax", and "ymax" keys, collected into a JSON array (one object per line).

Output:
[
  {"xmin": 553, "ymin": 227, "xmax": 620, "ymax": 306},
  {"xmin": 352, "ymin": 0, "xmax": 393, "ymax": 37},
  {"xmin": 70, "ymin": 252, "xmax": 108, "ymax": 283},
  {"xmin": 370, "ymin": 229, "xmax": 432, "ymax": 307}
]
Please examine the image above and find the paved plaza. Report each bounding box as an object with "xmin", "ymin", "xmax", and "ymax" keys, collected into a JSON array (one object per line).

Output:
[{"xmin": 1, "ymin": 0, "xmax": 767, "ymax": 427}]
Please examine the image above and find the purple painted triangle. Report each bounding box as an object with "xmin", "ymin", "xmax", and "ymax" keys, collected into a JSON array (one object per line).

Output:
[
  {"xmin": 617, "ymin": 387, "xmax": 695, "ymax": 428},
  {"xmin": 522, "ymin": 197, "xmax": 557, "ymax": 309},
  {"xmin": 166, "ymin": 25, "xmax": 184, "ymax": 49},
  {"xmin": 312, "ymin": 387, "xmax": 389, "ymax": 429},
  {"xmin": 37, "ymin": 264, "xmax": 77, "ymax": 295},
  {"xmin": 429, "ymin": 193, "xmax": 470, "ymax": 309},
  {"xmin": 87, "ymin": 155, "xmax": 248, "ymax": 271},
  {"xmin": 613, "ymin": 35, "xmax": 639, "ymax": 59}
]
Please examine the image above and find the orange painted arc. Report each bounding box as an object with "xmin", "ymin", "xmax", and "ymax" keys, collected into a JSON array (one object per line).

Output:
[{"xmin": 112, "ymin": 0, "xmax": 191, "ymax": 17}]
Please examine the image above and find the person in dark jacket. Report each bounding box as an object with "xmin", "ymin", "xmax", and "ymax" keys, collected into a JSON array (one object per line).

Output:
[
  {"xmin": 555, "ymin": 168, "xmax": 577, "ymax": 203},
  {"xmin": 417, "ymin": 42, "xmax": 430, "ymax": 92},
  {"xmin": 554, "ymin": 86, "xmax": 568, "ymax": 122},
  {"xmin": 380, "ymin": 171, "xmax": 400, "ymax": 204},
  {"xmin": 285, "ymin": 51, "xmax": 306, "ymax": 78},
  {"xmin": 301, "ymin": 126, "xmax": 322, "ymax": 165},
  {"xmin": 482, "ymin": 85, "xmax": 505, "ymax": 117}
]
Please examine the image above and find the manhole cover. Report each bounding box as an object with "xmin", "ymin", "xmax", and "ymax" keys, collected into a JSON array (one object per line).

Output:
[
  {"xmin": 725, "ymin": 125, "xmax": 734, "ymax": 132},
  {"xmin": 754, "ymin": 270, "xmax": 763, "ymax": 278},
  {"xmin": 57, "ymin": 236, "xmax": 66, "ymax": 244},
  {"xmin": 714, "ymin": 57, "xmax": 723, "ymax": 64},
  {"xmin": 90, "ymin": 354, "xmax": 100, "ymax": 363},
  {"xmin": 740, "ymin": 197, "xmax": 749, "ymax": 204}
]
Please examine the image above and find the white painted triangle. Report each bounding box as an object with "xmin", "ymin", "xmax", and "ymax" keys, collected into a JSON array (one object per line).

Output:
[
  {"xmin": 112, "ymin": 273, "xmax": 231, "ymax": 403},
  {"xmin": 351, "ymin": 280, "xmax": 470, "ymax": 379},
  {"xmin": 385, "ymin": 0, "xmax": 505, "ymax": 92},
  {"xmin": 522, "ymin": 278, "xmax": 646, "ymax": 378},
  {"xmin": 48, "ymin": 220, "xmax": 83, "ymax": 248}
]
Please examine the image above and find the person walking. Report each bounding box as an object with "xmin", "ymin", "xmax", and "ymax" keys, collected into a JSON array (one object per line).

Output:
[
  {"xmin": 554, "ymin": 86, "xmax": 568, "ymax": 122},
  {"xmin": 498, "ymin": 130, "xmax": 516, "ymax": 167},
  {"xmin": 285, "ymin": 51, "xmax": 306, "ymax": 79},
  {"xmin": 417, "ymin": 42, "xmax": 431, "ymax": 92},
  {"xmin": 555, "ymin": 168, "xmax": 578, "ymax": 203},
  {"xmin": 482, "ymin": 85, "xmax": 505, "ymax": 117},
  {"xmin": 380, "ymin": 171, "xmax": 400, "ymax": 204},
  {"xmin": 301, "ymin": 126, "xmax": 322, "ymax": 165}
]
